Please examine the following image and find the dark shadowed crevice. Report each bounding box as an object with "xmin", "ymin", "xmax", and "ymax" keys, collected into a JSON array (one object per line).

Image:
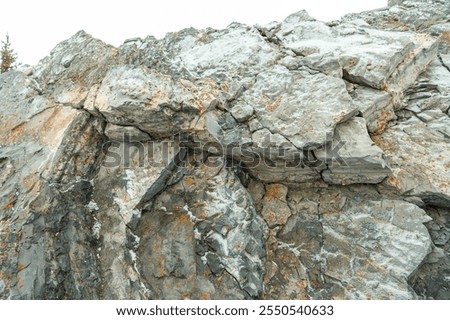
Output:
[{"xmin": 409, "ymin": 206, "xmax": 450, "ymax": 299}]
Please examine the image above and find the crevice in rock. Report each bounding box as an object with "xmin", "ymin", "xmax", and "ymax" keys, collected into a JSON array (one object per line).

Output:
[
  {"xmin": 256, "ymin": 25, "xmax": 282, "ymax": 48},
  {"xmin": 409, "ymin": 206, "xmax": 450, "ymax": 299},
  {"xmin": 221, "ymin": 269, "xmax": 255, "ymax": 299},
  {"xmin": 254, "ymin": 119, "xmax": 301, "ymax": 152},
  {"xmin": 438, "ymin": 54, "xmax": 450, "ymax": 73},
  {"xmin": 135, "ymin": 147, "xmax": 188, "ymax": 211},
  {"xmin": 342, "ymin": 68, "xmax": 377, "ymax": 90}
]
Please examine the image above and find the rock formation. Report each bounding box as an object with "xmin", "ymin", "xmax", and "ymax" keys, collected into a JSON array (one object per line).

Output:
[{"xmin": 1, "ymin": 0, "xmax": 449, "ymax": 299}]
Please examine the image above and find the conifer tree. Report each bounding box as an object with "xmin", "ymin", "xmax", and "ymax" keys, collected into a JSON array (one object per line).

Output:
[{"xmin": 1, "ymin": 34, "xmax": 17, "ymax": 73}]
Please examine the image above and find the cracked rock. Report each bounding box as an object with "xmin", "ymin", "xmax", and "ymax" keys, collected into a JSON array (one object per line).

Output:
[
  {"xmin": 136, "ymin": 156, "xmax": 267, "ymax": 299},
  {"xmin": 261, "ymin": 184, "xmax": 291, "ymax": 228},
  {"xmin": 0, "ymin": 1, "xmax": 449, "ymax": 301},
  {"xmin": 317, "ymin": 117, "xmax": 392, "ymax": 185}
]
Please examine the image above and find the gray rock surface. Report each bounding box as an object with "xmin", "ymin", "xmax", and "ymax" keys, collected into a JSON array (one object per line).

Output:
[
  {"xmin": 264, "ymin": 185, "xmax": 431, "ymax": 299},
  {"xmin": 104, "ymin": 123, "xmax": 151, "ymax": 142},
  {"xmin": 373, "ymin": 119, "xmax": 450, "ymax": 207},
  {"xmin": 1, "ymin": 2, "xmax": 449, "ymax": 300},
  {"xmin": 409, "ymin": 207, "xmax": 450, "ymax": 299},
  {"xmin": 317, "ymin": 117, "xmax": 391, "ymax": 184},
  {"xmin": 136, "ymin": 155, "xmax": 266, "ymax": 299}
]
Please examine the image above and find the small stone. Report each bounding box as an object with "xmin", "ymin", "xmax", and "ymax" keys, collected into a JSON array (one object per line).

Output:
[
  {"xmin": 230, "ymin": 104, "xmax": 253, "ymax": 122},
  {"xmin": 247, "ymin": 179, "xmax": 265, "ymax": 203},
  {"xmin": 261, "ymin": 184, "xmax": 291, "ymax": 228},
  {"xmin": 248, "ymin": 118, "xmax": 263, "ymax": 132}
]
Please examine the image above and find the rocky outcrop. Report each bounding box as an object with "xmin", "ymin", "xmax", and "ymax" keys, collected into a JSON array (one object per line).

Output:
[
  {"xmin": 1, "ymin": 0, "xmax": 449, "ymax": 299},
  {"xmin": 264, "ymin": 185, "xmax": 432, "ymax": 299}
]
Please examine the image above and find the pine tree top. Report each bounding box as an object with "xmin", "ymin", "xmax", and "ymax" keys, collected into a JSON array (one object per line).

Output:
[{"xmin": 1, "ymin": 34, "xmax": 18, "ymax": 73}]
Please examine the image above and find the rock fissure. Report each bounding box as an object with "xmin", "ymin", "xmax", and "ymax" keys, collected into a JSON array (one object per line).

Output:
[{"xmin": 438, "ymin": 54, "xmax": 450, "ymax": 73}]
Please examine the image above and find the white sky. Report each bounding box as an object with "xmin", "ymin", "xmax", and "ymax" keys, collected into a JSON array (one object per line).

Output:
[{"xmin": 0, "ymin": 0, "xmax": 386, "ymax": 66}]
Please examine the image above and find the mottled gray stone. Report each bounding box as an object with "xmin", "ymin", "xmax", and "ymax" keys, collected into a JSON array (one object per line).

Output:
[
  {"xmin": 373, "ymin": 119, "xmax": 450, "ymax": 207},
  {"xmin": 260, "ymin": 184, "xmax": 291, "ymax": 228},
  {"xmin": 320, "ymin": 199, "xmax": 431, "ymax": 299},
  {"xmin": 264, "ymin": 186, "xmax": 432, "ymax": 299},
  {"xmin": 0, "ymin": 86, "xmax": 105, "ymax": 299},
  {"xmin": 317, "ymin": 117, "xmax": 391, "ymax": 185},
  {"xmin": 137, "ymin": 157, "xmax": 267, "ymax": 299},
  {"xmin": 237, "ymin": 65, "xmax": 359, "ymax": 149},
  {"xmin": 1, "ymin": 2, "xmax": 449, "ymax": 301},
  {"xmin": 409, "ymin": 207, "xmax": 450, "ymax": 299},
  {"xmin": 33, "ymin": 30, "xmax": 117, "ymax": 108},
  {"xmin": 274, "ymin": 15, "xmax": 417, "ymax": 90},
  {"xmin": 344, "ymin": 0, "xmax": 450, "ymax": 36},
  {"xmin": 165, "ymin": 24, "xmax": 278, "ymax": 80},
  {"xmin": 348, "ymin": 84, "xmax": 396, "ymax": 134},
  {"xmin": 95, "ymin": 65, "xmax": 196, "ymax": 137},
  {"xmin": 89, "ymin": 140, "xmax": 182, "ymax": 299},
  {"xmin": 0, "ymin": 71, "xmax": 51, "ymax": 136},
  {"xmin": 104, "ymin": 123, "xmax": 151, "ymax": 142},
  {"xmin": 230, "ymin": 103, "xmax": 254, "ymax": 122}
]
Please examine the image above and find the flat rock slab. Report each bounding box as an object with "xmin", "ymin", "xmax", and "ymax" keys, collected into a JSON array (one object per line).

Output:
[
  {"xmin": 274, "ymin": 13, "xmax": 416, "ymax": 90},
  {"xmin": 320, "ymin": 199, "xmax": 432, "ymax": 299},
  {"xmin": 104, "ymin": 123, "xmax": 151, "ymax": 142},
  {"xmin": 317, "ymin": 117, "xmax": 391, "ymax": 184},
  {"xmin": 173, "ymin": 24, "xmax": 278, "ymax": 80},
  {"xmin": 264, "ymin": 186, "xmax": 432, "ymax": 299},
  {"xmin": 373, "ymin": 119, "xmax": 450, "ymax": 207},
  {"xmin": 236, "ymin": 65, "xmax": 359, "ymax": 149}
]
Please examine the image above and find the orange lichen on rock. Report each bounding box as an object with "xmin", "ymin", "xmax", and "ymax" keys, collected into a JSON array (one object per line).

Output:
[
  {"xmin": 264, "ymin": 183, "xmax": 286, "ymax": 201},
  {"xmin": 266, "ymin": 96, "xmax": 282, "ymax": 112},
  {"xmin": 2, "ymin": 195, "xmax": 16, "ymax": 210},
  {"xmin": 440, "ymin": 31, "xmax": 450, "ymax": 44},
  {"xmin": 386, "ymin": 176, "xmax": 401, "ymax": 189}
]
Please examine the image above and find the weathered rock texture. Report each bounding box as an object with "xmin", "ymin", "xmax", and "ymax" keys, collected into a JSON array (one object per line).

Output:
[{"xmin": 1, "ymin": 0, "xmax": 449, "ymax": 299}]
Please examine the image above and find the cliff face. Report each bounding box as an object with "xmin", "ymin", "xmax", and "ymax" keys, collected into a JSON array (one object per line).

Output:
[{"xmin": 1, "ymin": 0, "xmax": 449, "ymax": 299}]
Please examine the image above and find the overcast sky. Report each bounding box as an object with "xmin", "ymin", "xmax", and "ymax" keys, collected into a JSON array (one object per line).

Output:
[{"xmin": 0, "ymin": 0, "xmax": 386, "ymax": 66}]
